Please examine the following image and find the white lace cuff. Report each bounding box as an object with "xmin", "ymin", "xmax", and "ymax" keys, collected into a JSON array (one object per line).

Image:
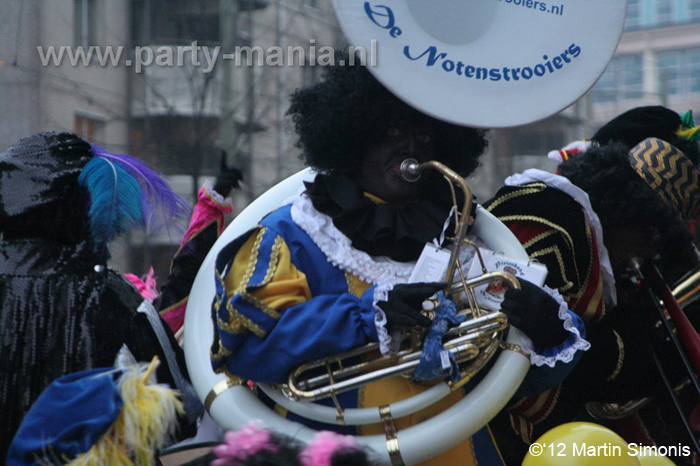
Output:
[
  {"xmin": 203, "ymin": 179, "xmax": 234, "ymax": 208},
  {"xmin": 518, "ymin": 286, "xmax": 590, "ymax": 367}
]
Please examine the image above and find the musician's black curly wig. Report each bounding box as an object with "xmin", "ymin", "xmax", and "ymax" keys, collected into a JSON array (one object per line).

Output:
[
  {"xmin": 557, "ymin": 142, "xmax": 698, "ymax": 280},
  {"xmin": 287, "ymin": 54, "xmax": 488, "ymax": 177}
]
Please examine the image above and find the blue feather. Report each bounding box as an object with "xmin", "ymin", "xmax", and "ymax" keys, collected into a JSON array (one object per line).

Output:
[
  {"xmin": 90, "ymin": 145, "xmax": 191, "ymax": 236},
  {"xmin": 78, "ymin": 157, "xmax": 144, "ymax": 256}
]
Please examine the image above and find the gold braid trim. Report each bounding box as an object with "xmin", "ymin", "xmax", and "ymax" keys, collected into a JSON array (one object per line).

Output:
[
  {"xmin": 158, "ymin": 296, "xmax": 187, "ymax": 317},
  {"xmin": 211, "ymin": 229, "xmax": 294, "ymax": 364},
  {"xmin": 528, "ymin": 246, "xmax": 574, "ymax": 293},
  {"xmin": 519, "ymin": 212, "xmax": 602, "ymax": 322},
  {"xmin": 213, "ymin": 265, "xmax": 265, "ymax": 337},
  {"xmin": 217, "ymin": 301, "xmax": 266, "ymax": 338},
  {"xmin": 238, "ymin": 234, "xmax": 284, "ymax": 321},
  {"xmin": 533, "ymin": 385, "xmax": 561, "ymax": 425},
  {"xmin": 486, "ymin": 183, "xmax": 547, "ymax": 212},
  {"xmin": 211, "ymin": 269, "xmax": 238, "ymax": 363},
  {"xmin": 467, "ymin": 436, "xmax": 478, "ymax": 465},
  {"xmin": 213, "ymin": 228, "xmax": 271, "ymax": 359},
  {"xmin": 520, "ymin": 390, "xmax": 554, "ymax": 419},
  {"xmin": 487, "ymin": 424, "xmax": 508, "ymax": 465},
  {"xmin": 238, "ymin": 228, "xmax": 266, "ymax": 292},
  {"xmin": 522, "ymin": 229, "xmax": 558, "ymax": 250},
  {"xmin": 579, "ymin": 213, "xmax": 597, "ymax": 315},
  {"xmin": 522, "ymin": 230, "xmax": 576, "ymax": 293},
  {"xmin": 490, "ymin": 183, "xmax": 600, "ymax": 307},
  {"xmin": 499, "ymin": 213, "xmax": 588, "ymax": 294},
  {"xmin": 497, "ymin": 215, "xmax": 577, "ymax": 260},
  {"xmin": 508, "ymin": 395, "xmax": 530, "ymax": 410},
  {"xmin": 492, "ymin": 189, "xmax": 602, "ymax": 319},
  {"xmin": 210, "ymin": 343, "xmax": 233, "ymax": 363},
  {"xmin": 606, "ymin": 331, "xmax": 625, "ymax": 382}
]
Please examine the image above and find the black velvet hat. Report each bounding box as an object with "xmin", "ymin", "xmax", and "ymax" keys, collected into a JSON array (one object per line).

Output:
[{"xmin": 593, "ymin": 106, "xmax": 700, "ymax": 164}]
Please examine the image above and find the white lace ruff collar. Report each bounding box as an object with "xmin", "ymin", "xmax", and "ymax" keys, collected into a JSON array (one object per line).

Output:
[{"xmin": 288, "ymin": 192, "xmax": 415, "ymax": 286}]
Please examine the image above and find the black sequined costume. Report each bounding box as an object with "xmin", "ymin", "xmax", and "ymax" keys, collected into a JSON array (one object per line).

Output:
[{"xmin": 0, "ymin": 132, "xmax": 193, "ymax": 457}]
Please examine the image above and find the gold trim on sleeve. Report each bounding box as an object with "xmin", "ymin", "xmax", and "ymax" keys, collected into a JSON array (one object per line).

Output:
[{"xmin": 606, "ymin": 330, "xmax": 625, "ymax": 382}]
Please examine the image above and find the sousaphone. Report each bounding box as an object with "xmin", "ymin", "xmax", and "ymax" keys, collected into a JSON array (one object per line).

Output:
[{"xmin": 185, "ymin": 2, "xmax": 628, "ymax": 464}]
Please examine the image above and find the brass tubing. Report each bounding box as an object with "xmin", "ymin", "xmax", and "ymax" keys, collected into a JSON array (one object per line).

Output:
[
  {"xmin": 672, "ymin": 270, "xmax": 700, "ymax": 308},
  {"xmin": 416, "ymin": 161, "xmax": 473, "ymax": 286},
  {"xmin": 285, "ymin": 317, "xmax": 509, "ymax": 402},
  {"xmin": 449, "ymin": 271, "xmax": 521, "ymax": 295},
  {"xmin": 288, "ymin": 313, "xmax": 507, "ymax": 389},
  {"xmin": 285, "ymin": 342, "xmax": 480, "ymax": 402}
]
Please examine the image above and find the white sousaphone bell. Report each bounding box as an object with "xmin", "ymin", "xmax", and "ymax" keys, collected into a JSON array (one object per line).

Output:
[{"xmin": 185, "ymin": 1, "xmax": 628, "ymax": 464}]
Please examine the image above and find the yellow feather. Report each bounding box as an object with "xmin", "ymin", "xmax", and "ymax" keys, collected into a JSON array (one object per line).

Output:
[{"xmin": 64, "ymin": 358, "xmax": 184, "ymax": 466}]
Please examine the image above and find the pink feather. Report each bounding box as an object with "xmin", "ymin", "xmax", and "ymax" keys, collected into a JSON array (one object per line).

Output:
[{"xmin": 123, "ymin": 267, "xmax": 159, "ymax": 302}]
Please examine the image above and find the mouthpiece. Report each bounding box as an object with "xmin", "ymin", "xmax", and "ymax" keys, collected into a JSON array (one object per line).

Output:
[{"xmin": 400, "ymin": 158, "xmax": 422, "ymax": 182}]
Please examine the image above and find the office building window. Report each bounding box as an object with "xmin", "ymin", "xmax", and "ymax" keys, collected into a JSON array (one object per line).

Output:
[
  {"xmin": 657, "ymin": 50, "xmax": 681, "ymax": 95},
  {"xmin": 625, "ymin": 0, "xmax": 642, "ymax": 29},
  {"xmin": 690, "ymin": 0, "xmax": 700, "ymax": 20},
  {"xmin": 74, "ymin": 0, "xmax": 98, "ymax": 47},
  {"xmin": 691, "ymin": 48, "xmax": 700, "ymax": 93},
  {"xmin": 592, "ymin": 55, "xmax": 644, "ymax": 102},
  {"xmin": 74, "ymin": 114, "xmax": 104, "ymax": 142},
  {"xmin": 657, "ymin": 47, "xmax": 700, "ymax": 96},
  {"xmin": 654, "ymin": 0, "xmax": 675, "ymax": 25}
]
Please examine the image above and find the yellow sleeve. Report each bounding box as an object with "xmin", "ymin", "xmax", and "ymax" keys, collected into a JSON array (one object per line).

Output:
[{"xmin": 224, "ymin": 228, "xmax": 312, "ymax": 311}]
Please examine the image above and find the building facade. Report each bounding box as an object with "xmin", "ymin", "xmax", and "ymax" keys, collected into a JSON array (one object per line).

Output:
[
  {"xmin": 589, "ymin": 0, "xmax": 700, "ymax": 130},
  {"xmin": 127, "ymin": 0, "xmax": 342, "ymax": 275},
  {"xmin": 2, "ymin": 1, "xmax": 699, "ymax": 270},
  {"xmin": 480, "ymin": 0, "xmax": 700, "ymax": 200},
  {"xmin": 0, "ymin": 0, "xmax": 341, "ymax": 277},
  {"xmin": 0, "ymin": 0, "xmax": 131, "ymax": 153}
]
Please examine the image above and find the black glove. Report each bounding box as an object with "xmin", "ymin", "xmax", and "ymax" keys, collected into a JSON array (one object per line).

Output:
[
  {"xmin": 379, "ymin": 282, "xmax": 445, "ymax": 332},
  {"xmin": 567, "ymin": 301, "xmax": 673, "ymax": 401},
  {"xmin": 501, "ymin": 279, "xmax": 568, "ymax": 348},
  {"xmin": 212, "ymin": 150, "xmax": 244, "ymax": 197}
]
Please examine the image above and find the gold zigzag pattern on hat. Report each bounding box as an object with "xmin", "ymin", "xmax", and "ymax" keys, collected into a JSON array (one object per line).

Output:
[{"xmin": 629, "ymin": 137, "xmax": 700, "ymax": 220}]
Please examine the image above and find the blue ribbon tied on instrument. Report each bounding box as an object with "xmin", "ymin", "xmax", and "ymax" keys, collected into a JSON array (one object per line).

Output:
[{"xmin": 412, "ymin": 292, "xmax": 466, "ymax": 383}]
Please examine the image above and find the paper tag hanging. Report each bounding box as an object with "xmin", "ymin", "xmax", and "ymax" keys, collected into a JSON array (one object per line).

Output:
[{"xmin": 409, "ymin": 243, "xmax": 452, "ymax": 283}]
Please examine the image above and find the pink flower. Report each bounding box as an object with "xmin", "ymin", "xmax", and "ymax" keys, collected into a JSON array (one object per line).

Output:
[
  {"xmin": 211, "ymin": 422, "xmax": 277, "ymax": 466},
  {"xmin": 300, "ymin": 431, "xmax": 359, "ymax": 466}
]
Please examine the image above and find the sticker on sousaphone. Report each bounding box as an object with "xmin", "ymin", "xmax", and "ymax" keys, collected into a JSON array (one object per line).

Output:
[
  {"xmin": 467, "ymin": 248, "xmax": 548, "ymax": 311},
  {"xmin": 331, "ymin": 0, "xmax": 628, "ymax": 128}
]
